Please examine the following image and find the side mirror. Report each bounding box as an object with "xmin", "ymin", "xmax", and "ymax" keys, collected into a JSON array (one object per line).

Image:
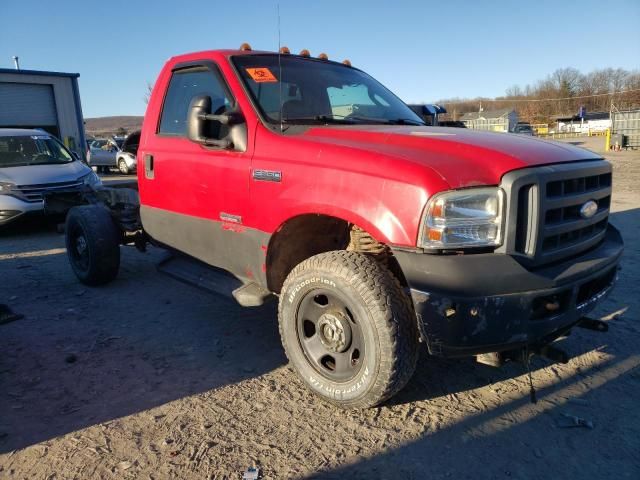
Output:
[
  {"xmin": 187, "ymin": 95, "xmax": 243, "ymax": 149},
  {"xmin": 187, "ymin": 95, "xmax": 213, "ymax": 144}
]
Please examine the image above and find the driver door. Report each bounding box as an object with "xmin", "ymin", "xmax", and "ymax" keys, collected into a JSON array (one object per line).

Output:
[{"xmin": 139, "ymin": 62, "xmax": 251, "ymax": 272}]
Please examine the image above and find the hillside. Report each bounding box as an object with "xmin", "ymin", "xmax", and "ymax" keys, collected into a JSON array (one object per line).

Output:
[{"xmin": 84, "ymin": 116, "xmax": 144, "ymax": 137}]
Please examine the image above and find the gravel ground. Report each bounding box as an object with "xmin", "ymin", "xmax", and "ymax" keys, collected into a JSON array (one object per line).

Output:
[{"xmin": 1, "ymin": 136, "xmax": 639, "ymax": 479}]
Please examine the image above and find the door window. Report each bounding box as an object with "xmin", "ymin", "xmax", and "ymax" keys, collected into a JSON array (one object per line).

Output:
[{"xmin": 159, "ymin": 67, "xmax": 232, "ymax": 136}]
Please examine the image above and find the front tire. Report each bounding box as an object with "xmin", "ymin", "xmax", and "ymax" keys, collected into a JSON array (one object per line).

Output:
[
  {"xmin": 65, "ymin": 205, "xmax": 120, "ymax": 286},
  {"xmin": 278, "ymin": 251, "xmax": 419, "ymax": 408},
  {"xmin": 118, "ymin": 158, "xmax": 130, "ymax": 175}
]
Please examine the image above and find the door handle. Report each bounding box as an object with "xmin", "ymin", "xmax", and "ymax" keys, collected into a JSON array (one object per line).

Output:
[{"xmin": 144, "ymin": 154, "xmax": 154, "ymax": 179}]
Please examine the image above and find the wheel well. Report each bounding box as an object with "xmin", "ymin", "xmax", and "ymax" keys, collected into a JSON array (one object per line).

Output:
[{"xmin": 265, "ymin": 214, "xmax": 407, "ymax": 293}]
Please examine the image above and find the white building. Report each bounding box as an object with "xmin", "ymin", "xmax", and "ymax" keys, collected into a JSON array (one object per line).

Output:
[{"xmin": 555, "ymin": 112, "xmax": 611, "ymax": 134}]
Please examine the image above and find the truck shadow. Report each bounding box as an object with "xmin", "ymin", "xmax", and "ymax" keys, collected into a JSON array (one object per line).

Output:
[{"xmin": 0, "ymin": 234, "xmax": 286, "ymax": 453}]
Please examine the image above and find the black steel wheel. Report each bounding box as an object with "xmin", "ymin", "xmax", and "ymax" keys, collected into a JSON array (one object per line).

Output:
[
  {"xmin": 65, "ymin": 206, "xmax": 120, "ymax": 286},
  {"xmin": 296, "ymin": 289, "xmax": 365, "ymax": 382},
  {"xmin": 279, "ymin": 250, "xmax": 419, "ymax": 408}
]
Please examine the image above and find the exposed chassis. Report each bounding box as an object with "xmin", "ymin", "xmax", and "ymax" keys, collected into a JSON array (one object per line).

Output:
[{"xmin": 44, "ymin": 183, "xmax": 147, "ymax": 250}]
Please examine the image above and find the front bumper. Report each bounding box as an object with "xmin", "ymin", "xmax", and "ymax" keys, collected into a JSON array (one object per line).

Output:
[
  {"xmin": 393, "ymin": 224, "xmax": 623, "ymax": 357},
  {"xmin": 0, "ymin": 195, "xmax": 44, "ymax": 225}
]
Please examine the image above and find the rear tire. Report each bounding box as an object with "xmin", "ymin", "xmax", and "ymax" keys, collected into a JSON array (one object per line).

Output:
[
  {"xmin": 65, "ymin": 205, "xmax": 120, "ymax": 286},
  {"xmin": 278, "ymin": 251, "xmax": 419, "ymax": 408}
]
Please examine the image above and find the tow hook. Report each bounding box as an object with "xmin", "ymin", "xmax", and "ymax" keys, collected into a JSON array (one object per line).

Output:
[
  {"xmin": 533, "ymin": 344, "xmax": 569, "ymax": 364},
  {"xmin": 577, "ymin": 316, "xmax": 609, "ymax": 332}
]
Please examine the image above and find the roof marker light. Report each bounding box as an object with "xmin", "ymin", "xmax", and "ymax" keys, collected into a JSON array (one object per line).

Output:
[
  {"xmin": 279, "ymin": 46, "xmax": 290, "ymax": 54},
  {"xmin": 318, "ymin": 52, "xmax": 329, "ymax": 60},
  {"xmin": 299, "ymin": 49, "xmax": 311, "ymax": 57},
  {"xmin": 240, "ymin": 43, "xmax": 252, "ymax": 51},
  {"xmin": 342, "ymin": 59, "xmax": 352, "ymax": 66}
]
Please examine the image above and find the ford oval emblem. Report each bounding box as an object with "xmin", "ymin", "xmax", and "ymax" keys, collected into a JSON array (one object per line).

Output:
[{"xmin": 580, "ymin": 200, "xmax": 598, "ymax": 219}]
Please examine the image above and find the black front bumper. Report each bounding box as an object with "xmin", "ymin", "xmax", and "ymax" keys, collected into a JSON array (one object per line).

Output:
[{"xmin": 393, "ymin": 224, "xmax": 623, "ymax": 358}]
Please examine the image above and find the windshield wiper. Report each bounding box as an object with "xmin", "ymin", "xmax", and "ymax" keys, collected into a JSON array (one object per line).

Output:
[
  {"xmin": 387, "ymin": 118, "xmax": 426, "ymax": 126},
  {"xmin": 279, "ymin": 115, "xmax": 426, "ymax": 129},
  {"xmin": 282, "ymin": 115, "xmax": 358, "ymax": 125},
  {"xmin": 335, "ymin": 116, "xmax": 426, "ymax": 126}
]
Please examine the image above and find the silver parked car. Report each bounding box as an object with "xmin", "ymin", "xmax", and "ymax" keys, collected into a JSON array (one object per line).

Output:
[
  {"xmin": 88, "ymin": 135, "xmax": 137, "ymax": 174},
  {"xmin": 87, "ymin": 138, "xmax": 120, "ymax": 173},
  {"xmin": 0, "ymin": 129, "xmax": 101, "ymax": 225},
  {"xmin": 114, "ymin": 131, "xmax": 139, "ymax": 175}
]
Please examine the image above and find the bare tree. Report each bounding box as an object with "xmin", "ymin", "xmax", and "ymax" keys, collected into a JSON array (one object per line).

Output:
[
  {"xmin": 144, "ymin": 82, "xmax": 154, "ymax": 104},
  {"xmin": 433, "ymin": 66, "xmax": 640, "ymax": 125}
]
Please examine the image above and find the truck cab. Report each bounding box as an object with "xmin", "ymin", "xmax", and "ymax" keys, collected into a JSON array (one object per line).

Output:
[{"xmin": 61, "ymin": 45, "xmax": 623, "ymax": 408}]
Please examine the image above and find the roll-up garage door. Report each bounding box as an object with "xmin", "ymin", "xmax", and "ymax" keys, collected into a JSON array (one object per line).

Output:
[{"xmin": 0, "ymin": 82, "xmax": 58, "ymax": 127}]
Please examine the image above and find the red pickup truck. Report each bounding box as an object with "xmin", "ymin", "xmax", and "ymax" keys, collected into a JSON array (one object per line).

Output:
[{"xmin": 58, "ymin": 45, "xmax": 623, "ymax": 408}]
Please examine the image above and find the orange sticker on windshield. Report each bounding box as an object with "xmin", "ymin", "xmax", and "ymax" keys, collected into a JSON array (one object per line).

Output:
[{"xmin": 246, "ymin": 67, "xmax": 278, "ymax": 83}]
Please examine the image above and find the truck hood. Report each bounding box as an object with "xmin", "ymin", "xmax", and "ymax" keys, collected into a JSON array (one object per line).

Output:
[
  {"xmin": 302, "ymin": 125, "xmax": 602, "ymax": 188},
  {"xmin": 0, "ymin": 160, "xmax": 90, "ymax": 186}
]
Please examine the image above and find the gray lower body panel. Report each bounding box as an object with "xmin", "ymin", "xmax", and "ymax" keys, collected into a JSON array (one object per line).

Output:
[{"xmin": 140, "ymin": 205, "xmax": 270, "ymax": 288}]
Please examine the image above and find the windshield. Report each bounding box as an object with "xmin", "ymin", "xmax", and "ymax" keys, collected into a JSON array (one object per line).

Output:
[
  {"xmin": 233, "ymin": 55, "xmax": 424, "ymax": 127},
  {"xmin": 0, "ymin": 134, "xmax": 73, "ymax": 168}
]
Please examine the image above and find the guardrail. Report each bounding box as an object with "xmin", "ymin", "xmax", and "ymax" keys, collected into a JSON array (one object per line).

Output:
[{"xmin": 537, "ymin": 132, "xmax": 587, "ymax": 139}]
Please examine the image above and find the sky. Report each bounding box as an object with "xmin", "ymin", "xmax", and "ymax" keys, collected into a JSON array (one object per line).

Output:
[{"xmin": 1, "ymin": 0, "xmax": 639, "ymax": 118}]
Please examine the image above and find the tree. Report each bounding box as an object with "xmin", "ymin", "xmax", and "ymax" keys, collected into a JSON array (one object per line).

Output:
[
  {"xmin": 433, "ymin": 66, "xmax": 640, "ymax": 126},
  {"xmin": 144, "ymin": 82, "xmax": 154, "ymax": 104}
]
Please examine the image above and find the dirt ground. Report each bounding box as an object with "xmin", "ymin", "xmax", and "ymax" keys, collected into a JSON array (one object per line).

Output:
[{"xmin": 1, "ymin": 136, "xmax": 639, "ymax": 479}]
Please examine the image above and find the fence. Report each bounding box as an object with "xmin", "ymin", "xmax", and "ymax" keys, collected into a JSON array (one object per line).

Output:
[{"xmin": 612, "ymin": 109, "xmax": 640, "ymax": 149}]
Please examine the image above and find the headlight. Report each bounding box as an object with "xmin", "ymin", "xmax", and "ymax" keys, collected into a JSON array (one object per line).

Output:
[
  {"xmin": 80, "ymin": 171, "xmax": 102, "ymax": 188},
  {"xmin": 0, "ymin": 181, "xmax": 16, "ymax": 195},
  {"xmin": 419, "ymin": 187, "xmax": 505, "ymax": 249}
]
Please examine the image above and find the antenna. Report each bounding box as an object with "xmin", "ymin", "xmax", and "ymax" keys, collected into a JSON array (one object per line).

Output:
[{"xmin": 277, "ymin": 3, "xmax": 284, "ymax": 132}]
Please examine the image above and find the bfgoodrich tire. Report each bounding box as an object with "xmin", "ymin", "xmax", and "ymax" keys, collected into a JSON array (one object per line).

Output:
[
  {"xmin": 278, "ymin": 250, "xmax": 419, "ymax": 408},
  {"xmin": 65, "ymin": 205, "xmax": 120, "ymax": 286}
]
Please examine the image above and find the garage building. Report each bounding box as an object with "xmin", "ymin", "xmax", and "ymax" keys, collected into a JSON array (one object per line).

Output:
[
  {"xmin": 460, "ymin": 108, "xmax": 518, "ymax": 133},
  {"xmin": 0, "ymin": 68, "xmax": 86, "ymax": 159}
]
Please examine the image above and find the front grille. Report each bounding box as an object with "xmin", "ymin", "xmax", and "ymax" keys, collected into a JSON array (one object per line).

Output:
[
  {"xmin": 501, "ymin": 160, "xmax": 612, "ymax": 266},
  {"xmin": 15, "ymin": 180, "xmax": 84, "ymax": 202}
]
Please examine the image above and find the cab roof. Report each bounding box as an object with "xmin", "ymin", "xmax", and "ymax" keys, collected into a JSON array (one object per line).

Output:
[{"xmin": 167, "ymin": 49, "xmax": 351, "ymax": 69}]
